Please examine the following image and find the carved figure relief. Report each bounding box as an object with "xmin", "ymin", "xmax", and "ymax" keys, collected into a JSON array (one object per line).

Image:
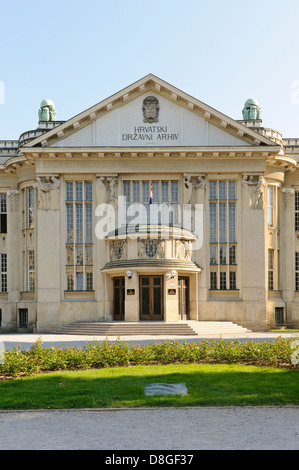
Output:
[
  {"xmin": 34, "ymin": 176, "xmax": 60, "ymax": 210},
  {"xmin": 242, "ymin": 174, "xmax": 265, "ymax": 209},
  {"xmin": 142, "ymin": 96, "xmax": 159, "ymax": 123},
  {"xmin": 96, "ymin": 176, "xmax": 118, "ymax": 208},
  {"xmin": 185, "ymin": 175, "xmax": 206, "ymax": 204},
  {"xmin": 175, "ymin": 240, "xmax": 192, "ymax": 261}
]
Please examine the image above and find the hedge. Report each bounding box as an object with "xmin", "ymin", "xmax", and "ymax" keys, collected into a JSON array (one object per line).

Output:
[{"xmin": 0, "ymin": 337, "xmax": 298, "ymax": 378}]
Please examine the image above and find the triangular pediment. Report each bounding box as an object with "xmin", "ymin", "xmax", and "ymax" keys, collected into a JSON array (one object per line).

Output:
[{"xmin": 25, "ymin": 74, "xmax": 277, "ymax": 149}]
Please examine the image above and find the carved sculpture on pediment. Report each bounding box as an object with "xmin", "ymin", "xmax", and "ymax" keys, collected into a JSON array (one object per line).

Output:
[
  {"xmin": 34, "ymin": 176, "xmax": 60, "ymax": 210},
  {"xmin": 242, "ymin": 174, "xmax": 265, "ymax": 209}
]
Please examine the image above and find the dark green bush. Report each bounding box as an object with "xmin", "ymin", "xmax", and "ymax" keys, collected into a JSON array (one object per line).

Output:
[{"xmin": 0, "ymin": 337, "xmax": 297, "ymax": 378}]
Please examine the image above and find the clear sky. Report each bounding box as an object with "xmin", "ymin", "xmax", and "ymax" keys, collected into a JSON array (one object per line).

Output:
[{"xmin": 1, "ymin": 0, "xmax": 299, "ymax": 140}]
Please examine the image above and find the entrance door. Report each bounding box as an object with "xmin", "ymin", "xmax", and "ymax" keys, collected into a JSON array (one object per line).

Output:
[
  {"xmin": 178, "ymin": 277, "xmax": 189, "ymax": 320},
  {"xmin": 140, "ymin": 276, "xmax": 164, "ymax": 321},
  {"xmin": 113, "ymin": 277, "xmax": 125, "ymax": 321}
]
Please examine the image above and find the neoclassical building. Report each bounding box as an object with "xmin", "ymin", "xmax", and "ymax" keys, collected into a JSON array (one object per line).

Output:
[{"xmin": 0, "ymin": 74, "xmax": 298, "ymax": 332}]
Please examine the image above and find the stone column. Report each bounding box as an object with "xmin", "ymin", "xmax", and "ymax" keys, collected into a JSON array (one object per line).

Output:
[{"xmin": 282, "ymin": 188, "xmax": 294, "ymax": 304}]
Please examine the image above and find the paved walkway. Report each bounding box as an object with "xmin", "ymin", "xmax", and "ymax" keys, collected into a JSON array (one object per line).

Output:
[{"xmin": 0, "ymin": 407, "xmax": 298, "ymax": 450}]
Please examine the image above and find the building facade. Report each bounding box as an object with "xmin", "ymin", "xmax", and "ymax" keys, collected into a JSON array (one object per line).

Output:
[{"xmin": 0, "ymin": 74, "xmax": 298, "ymax": 332}]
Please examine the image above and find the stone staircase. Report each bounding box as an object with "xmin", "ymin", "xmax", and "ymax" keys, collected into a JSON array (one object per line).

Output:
[
  {"xmin": 52, "ymin": 321, "xmax": 251, "ymax": 336},
  {"xmin": 186, "ymin": 321, "xmax": 251, "ymax": 336}
]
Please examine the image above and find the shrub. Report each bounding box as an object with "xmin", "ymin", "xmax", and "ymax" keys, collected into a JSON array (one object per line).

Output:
[{"xmin": 0, "ymin": 337, "xmax": 297, "ymax": 378}]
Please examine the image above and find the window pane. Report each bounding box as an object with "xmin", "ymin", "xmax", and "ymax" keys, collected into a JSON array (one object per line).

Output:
[
  {"xmin": 229, "ymin": 272, "xmax": 236, "ymax": 290},
  {"xmin": 76, "ymin": 272, "xmax": 83, "ymax": 291},
  {"xmin": 209, "ymin": 181, "xmax": 217, "ymax": 200},
  {"xmin": 0, "ymin": 194, "xmax": 7, "ymax": 213},
  {"xmin": 210, "ymin": 246, "xmax": 217, "ymax": 265},
  {"xmin": 228, "ymin": 181, "xmax": 236, "ymax": 200},
  {"xmin": 161, "ymin": 182, "xmax": 169, "ymax": 202},
  {"xmin": 66, "ymin": 182, "xmax": 73, "ymax": 201},
  {"xmin": 220, "ymin": 272, "xmax": 226, "ymax": 290},
  {"xmin": 220, "ymin": 246, "xmax": 226, "ymax": 265},
  {"xmin": 219, "ymin": 181, "xmax": 226, "ymax": 200},
  {"xmin": 76, "ymin": 182, "xmax": 83, "ymax": 201},
  {"xmin": 67, "ymin": 272, "xmax": 74, "ymax": 290},
  {"xmin": 85, "ymin": 182, "xmax": 92, "ymax": 201},
  {"xmin": 229, "ymin": 203, "xmax": 236, "ymax": 242},
  {"xmin": 123, "ymin": 181, "xmax": 131, "ymax": 203},
  {"xmin": 76, "ymin": 204, "xmax": 83, "ymax": 243},
  {"xmin": 133, "ymin": 182, "xmax": 140, "ymax": 203},
  {"xmin": 219, "ymin": 203, "xmax": 226, "ymax": 243},
  {"xmin": 86, "ymin": 272, "xmax": 93, "ymax": 290},
  {"xmin": 85, "ymin": 203, "xmax": 93, "ymax": 243},
  {"xmin": 85, "ymin": 246, "xmax": 93, "ymax": 265},
  {"xmin": 142, "ymin": 182, "xmax": 149, "ymax": 203},
  {"xmin": 171, "ymin": 181, "xmax": 178, "ymax": 203},
  {"xmin": 210, "ymin": 272, "xmax": 217, "ymax": 290},
  {"xmin": 152, "ymin": 182, "xmax": 159, "ymax": 203},
  {"xmin": 229, "ymin": 245, "xmax": 236, "ymax": 265},
  {"xmin": 210, "ymin": 203, "xmax": 217, "ymax": 243},
  {"xmin": 66, "ymin": 205, "xmax": 74, "ymax": 243}
]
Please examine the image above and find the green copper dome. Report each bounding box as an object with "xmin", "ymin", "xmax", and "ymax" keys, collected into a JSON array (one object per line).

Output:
[
  {"xmin": 244, "ymin": 98, "xmax": 259, "ymax": 107},
  {"xmin": 40, "ymin": 99, "xmax": 55, "ymax": 110}
]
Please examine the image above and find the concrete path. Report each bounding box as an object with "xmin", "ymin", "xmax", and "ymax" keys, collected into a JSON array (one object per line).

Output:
[{"xmin": 0, "ymin": 407, "xmax": 298, "ymax": 450}]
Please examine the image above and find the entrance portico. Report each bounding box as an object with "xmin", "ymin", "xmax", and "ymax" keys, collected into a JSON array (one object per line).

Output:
[{"xmin": 102, "ymin": 225, "xmax": 201, "ymax": 322}]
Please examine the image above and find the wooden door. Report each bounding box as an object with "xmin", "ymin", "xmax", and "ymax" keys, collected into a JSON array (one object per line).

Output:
[{"xmin": 139, "ymin": 276, "xmax": 164, "ymax": 321}]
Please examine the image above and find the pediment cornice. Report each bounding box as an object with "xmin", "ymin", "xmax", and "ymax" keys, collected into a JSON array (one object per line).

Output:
[{"xmin": 24, "ymin": 74, "xmax": 278, "ymax": 149}]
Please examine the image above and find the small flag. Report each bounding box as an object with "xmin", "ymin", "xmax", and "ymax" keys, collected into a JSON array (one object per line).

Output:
[{"xmin": 149, "ymin": 181, "xmax": 153, "ymax": 204}]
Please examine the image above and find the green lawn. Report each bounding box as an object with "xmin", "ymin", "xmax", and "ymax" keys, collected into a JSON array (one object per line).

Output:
[{"xmin": 0, "ymin": 363, "xmax": 298, "ymax": 410}]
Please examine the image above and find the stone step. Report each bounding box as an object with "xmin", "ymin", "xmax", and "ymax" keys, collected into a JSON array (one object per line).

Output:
[{"xmin": 52, "ymin": 321, "xmax": 251, "ymax": 336}]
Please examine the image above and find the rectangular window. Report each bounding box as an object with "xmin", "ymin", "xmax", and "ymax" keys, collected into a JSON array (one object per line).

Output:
[
  {"xmin": 66, "ymin": 181, "xmax": 93, "ymax": 291},
  {"xmin": 229, "ymin": 271, "xmax": 237, "ymax": 290},
  {"xmin": 27, "ymin": 188, "xmax": 34, "ymax": 229},
  {"xmin": 268, "ymin": 249, "xmax": 274, "ymax": 291},
  {"xmin": 295, "ymin": 192, "xmax": 299, "ymax": 231},
  {"xmin": 28, "ymin": 251, "xmax": 35, "ymax": 292},
  {"xmin": 0, "ymin": 194, "xmax": 7, "ymax": 234},
  {"xmin": 210, "ymin": 272, "xmax": 217, "ymax": 290},
  {"xmin": 123, "ymin": 179, "xmax": 180, "ymax": 225},
  {"xmin": 0, "ymin": 254, "xmax": 7, "ymax": 293},
  {"xmin": 268, "ymin": 186, "xmax": 274, "ymax": 227},
  {"xmin": 295, "ymin": 253, "xmax": 299, "ymax": 292},
  {"xmin": 209, "ymin": 180, "xmax": 237, "ymax": 291},
  {"xmin": 220, "ymin": 272, "xmax": 227, "ymax": 290}
]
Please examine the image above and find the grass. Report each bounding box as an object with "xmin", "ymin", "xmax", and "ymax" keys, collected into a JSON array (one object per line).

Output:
[{"xmin": 0, "ymin": 363, "xmax": 298, "ymax": 410}]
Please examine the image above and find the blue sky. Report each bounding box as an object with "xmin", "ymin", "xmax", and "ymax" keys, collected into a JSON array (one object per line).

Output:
[{"xmin": 1, "ymin": 0, "xmax": 299, "ymax": 140}]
